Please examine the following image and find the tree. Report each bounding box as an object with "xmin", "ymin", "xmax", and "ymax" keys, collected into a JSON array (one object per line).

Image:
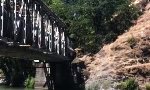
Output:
[{"xmin": 44, "ymin": 0, "xmax": 140, "ymax": 53}]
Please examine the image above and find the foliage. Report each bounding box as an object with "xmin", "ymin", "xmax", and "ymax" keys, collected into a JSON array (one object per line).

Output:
[
  {"xmin": 24, "ymin": 75, "xmax": 35, "ymax": 89},
  {"xmin": 119, "ymin": 78, "xmax": 139, "ymax": 90},
  {"xmin": 86, "ymin": 79, "xmax": 112, "ymax": 90},
  {"xmin": 0, "ymin": 58, "xmax": 35, "ymax": 87},
  {"xmin": 146, "ymin": 83, "xmax": 150, "ymax": 90},
  {"xmin": 44, "ymin": 0, "xmax": 141, "ymax": 53}
]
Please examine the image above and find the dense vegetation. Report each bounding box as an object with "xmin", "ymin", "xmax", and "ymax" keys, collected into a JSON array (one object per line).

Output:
[
  {"xmin": 0, "ymin": 58, "xmax": 35, "ymax": 87},
  {"xmin": 44, "ymin": 0, "xmax": 141, "ymax": 53}
]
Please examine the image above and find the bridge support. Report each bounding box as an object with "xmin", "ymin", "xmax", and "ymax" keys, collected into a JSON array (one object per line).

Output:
[
  {"xmin": 0, "ymin": 0, "xmax": 76, "ymax": 89},
  {"xmin": 33, "ymin": 60, "xmax": 74, "ymax": 90},
  {"xmin": 42, "ymin": 61, "xmax": 73, "ymax": 90}
]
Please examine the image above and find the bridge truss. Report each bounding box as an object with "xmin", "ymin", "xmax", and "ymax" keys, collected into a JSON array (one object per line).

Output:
[
  {"xmin": 0, "ymin": 0, "xmax": 69, "ymax": 57},
  {"xmin": 0, "ymin": 1, "xmax": 77, "ymax": 89}
]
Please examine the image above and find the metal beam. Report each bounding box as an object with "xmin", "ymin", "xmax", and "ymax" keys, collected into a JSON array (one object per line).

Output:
[{"xmin": 0, "ymin": 0, "xmax": 73, "ymax": 59}]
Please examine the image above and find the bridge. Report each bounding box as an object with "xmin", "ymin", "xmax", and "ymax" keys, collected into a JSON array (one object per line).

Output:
[
  {"xmin": 0, "ymin": 0, "xmax": 78, "ymax": 90},
  {"xmin": 0, "ymin": 0, "xmax": 75, "ymax": 60}
]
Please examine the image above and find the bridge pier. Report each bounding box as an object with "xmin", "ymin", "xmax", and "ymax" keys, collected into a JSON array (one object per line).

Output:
[
  {"xmin": 43, "ymin": 61, "xmax": 73, "ymax": 90},
  {"xmin": 34, "ymin": 60, "xmax": 74, "ymax": 90}
]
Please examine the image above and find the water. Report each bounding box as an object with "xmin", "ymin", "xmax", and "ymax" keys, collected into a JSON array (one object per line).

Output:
[
  {"xmin": 0, "ymin": 86, "xmax": 33, "ymax": 90},
  {"xmin": 0, "ymin": 85, "xmax": 48, "ymax": 90}
]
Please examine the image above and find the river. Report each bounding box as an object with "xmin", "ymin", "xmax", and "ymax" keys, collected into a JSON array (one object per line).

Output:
[
  {"xmin": 0, "ymin": 85, "xmax": 33, "ymax": 90},
  {"xmin": 0, "ymin": 85, "xmax": 49, "ymax": 90}
]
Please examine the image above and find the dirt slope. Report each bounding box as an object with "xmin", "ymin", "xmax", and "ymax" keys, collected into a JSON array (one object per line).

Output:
[{"xmin": 81, "ymin": 2, "xmax": 150, "ymax": 90}]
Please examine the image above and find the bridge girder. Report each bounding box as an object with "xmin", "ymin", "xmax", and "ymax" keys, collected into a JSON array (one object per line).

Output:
[{"xmin": 0, "ymin": 0, "xmax": 75, "ymax": 60}]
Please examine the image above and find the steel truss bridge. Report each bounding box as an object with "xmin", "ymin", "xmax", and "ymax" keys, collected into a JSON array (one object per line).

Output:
[{"xmin": 0, "ymin": 0, "xmax": 76, "ymax": 90}]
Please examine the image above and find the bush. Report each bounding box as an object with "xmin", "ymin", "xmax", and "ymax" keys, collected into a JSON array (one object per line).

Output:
[
  {"xmin": 119, "ymin": 78, "xmax": 139, "ymax": 90},
  {"xmin": 86, "ymin": 79, "xmax": 112, "ymax": 90},
  {"xmin": 127, "ymin": 36, "xmax": 137, "ymax": 48},
  {"xmin": 87, "ymin": 83, "xmax": 99, "ymax": 90},
  {"xmin": 146, "ymin": 84, "xmax": 150, "ymax": 90},
  {"xmin": 24, "ymin": 75, "xmax": 35, "ymax": 89}
]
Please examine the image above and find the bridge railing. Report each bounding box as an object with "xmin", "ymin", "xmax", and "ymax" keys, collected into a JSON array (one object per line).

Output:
[{"xmin": 0, "ymin": 0, "xmax": 72, "ymax": 57}]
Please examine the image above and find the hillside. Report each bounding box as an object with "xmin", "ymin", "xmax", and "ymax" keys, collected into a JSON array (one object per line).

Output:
[{"xmin": 81, "ymin": 2, "xmax": 150, "ymax": 90}]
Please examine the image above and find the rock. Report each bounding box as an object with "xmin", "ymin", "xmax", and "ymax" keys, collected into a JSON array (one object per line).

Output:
[
  {"xmin": 145, "ymin": 3, "xmax": 150, "ymax": 10},
  {"xmin": 82, "ymin": 5, "xmax": 150, "ymax": 89}
]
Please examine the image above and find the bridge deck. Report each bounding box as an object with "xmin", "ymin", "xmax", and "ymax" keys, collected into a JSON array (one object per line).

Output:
[
  {"xmin": 0, "ymin": 0, "xmax": 76, "ymax": 62},
  {"xmin": 0, "ymin": 38, "xmax": 70, "ymax": 62},
  {"xmin": 0, "ymin": 0, "xmax": 76, "ymax": 89}
]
